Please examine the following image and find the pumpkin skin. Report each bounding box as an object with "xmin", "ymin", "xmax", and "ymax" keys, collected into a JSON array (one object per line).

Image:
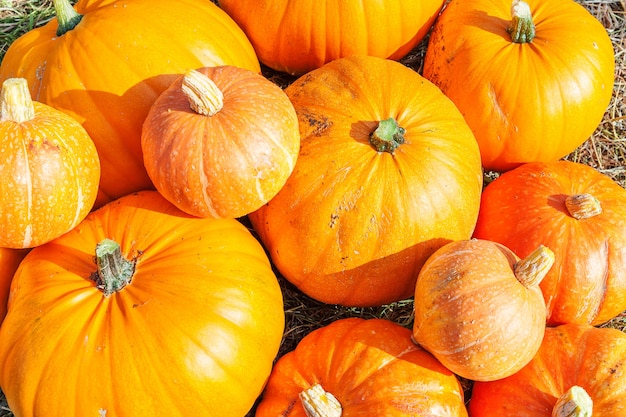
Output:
[
  {"xmin": 0, "ymin": 247, "xmax": 28, "ymax": 324},
  {"xmin": 218, "ymin": 0, "xmax": 445, "ymax": 75},
  {"xmin": 412, "ymin": 239, "xmax": 550, "ymax": 382},
  {"xmin": 472, "ymin": 160, "xmax": 626, "ymax": 326},
  {"xmin": 0, "ymin": 190, "xmax": 284, "ymax": 417},
  {"xmin": 422, "ymin": 0, "xmax": 615, "ymax": 172},
  {"xmin": 256, "ymin": 317, "xmax": 469, "ymax": 417},
  {"xmin": 248, "ymin": 55, "xmax": 483, "ymax": 307},
  {"xmin": 141, "ymin": 66, "xmax": 300, "ymax": 219},
  {"xmin": 0, "ymin": 0, "xmax": 260, "ymax": 208},
  {"xmin": 0, "ymin": 77, "xmax": 100, "ymax": 249},
  {"xmin": 469, "ymin": 323, "xmax": 626, "ymax": 416}
]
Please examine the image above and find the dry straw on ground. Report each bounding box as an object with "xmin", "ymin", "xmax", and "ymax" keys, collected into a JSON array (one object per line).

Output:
[{"xmin": 0, "ymin": 0, "xmax": 625, "ymax": 416}]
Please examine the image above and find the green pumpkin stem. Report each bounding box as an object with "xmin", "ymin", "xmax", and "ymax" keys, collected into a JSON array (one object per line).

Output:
[
  {"xmin": 552, "ymin": 386, "xmax": 593, "ymax": 417},
  {"xmin": 299, "ymin": 384, "xmax": 343, "ymax": 417},
  {"xmin": 508, "ymin": 0, "xmax": 536, "ymax": 43},
  {"xmin": 91, "ymin": 239, "xmax": 136, "ymax": 297},
  {"xmin": 513, "ymin": 245, "xmax": 555, "ymax": 288},
  {"xmin": 369, "ymin": 118, "xmax": 406, "ymax": 153},
  {"xmin": 0, "ymin": 78, "xmax": 35, "ymax": 123},
  {"xmin": 53, "ymin": 0, "xmax": 83, "ymax": 37}
]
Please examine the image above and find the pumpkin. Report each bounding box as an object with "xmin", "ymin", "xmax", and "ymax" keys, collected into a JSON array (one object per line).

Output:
[
  {"xmin": 0, "ymin": 247, "xmax": 28, "ymax": 324},
  {"xmin": 0, "ymin": 190, "xmax": 284, "ymax": 417},
  {"xmin": 218, "ymin": 0, "xmax": 445, "ymax": 75},
  {"xmin": 422, "ymin": 0, "xmax": 615, "ymax": 172},
  {"xmin": 472, "ymin": 160, "xmax": 626, "ymax": 326},
  {"xmin": 0, "ymin": 0, "xmax": 260, "ymax": 208},
  {"xmin": 413, "ymin": 239, "xmax": 553, "ymax": 381},
  {"xmin": 469, "ymin": 323, "xmax": 626, "ymax": 416},
  {"xmin": 256, "ymin": 317, "xmax": 469, "ymax": 417},
  {"xmin": 248, "ymin": 55, "xmax": 483, "ymax": 307},
  {"xmin": 0, "ymin": 77, "xmax": 100, "ymax": 249},
  {"xmin": 141, "ymin": 66, "xmax": 300, "ymax": 219}
]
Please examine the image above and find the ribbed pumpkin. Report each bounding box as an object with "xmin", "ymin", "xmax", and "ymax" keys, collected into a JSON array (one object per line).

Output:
[
  {"xmin": 469, "ymin": 323, "xmax": 626, "ymax": 416},
  {"xmin": 413, "ymin": 239, "xmax": 552, "ymax": 381},
  {"xmin": 218, "ymin": 0, "xmax": 445, "ymax": 75},
  {"xmin": 423, "ymin": 0, "xmax": 615, "ymax": 172},
  {"xmin": 0, "ymin": 247, "xmax": 28, "ymax": 324},
  {"xmin": 141, "ymin": 66, "xmax": 300, "ymax": 219},
  {"xmin": 0, "ymin": 0, "xmax": 260, "ymax": 208},
  {"xmin": 0, "ymin": 77, "xmax": 100, "ymax": 249},
  {"xmin": 0, "ymin": 190, "xmax": 284, "ymax": 417},
  {"xmin": 256, "ymin": 318, "xmax": 469, "ymax": 417},
  {"xmin": 472, "ymin": 160, "xmax": 626, "ymax": 326},
  {"xmin": 249, "ymin": 55, "xmax": 483, "ymax": 307}
]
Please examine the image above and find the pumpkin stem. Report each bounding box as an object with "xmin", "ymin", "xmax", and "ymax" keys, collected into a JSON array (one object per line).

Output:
[
  {"xmin": 91, "ymin": 239, "xmax": 136, "ymax": 297},
  {"xmin": 0, "ymin": 78, "xmax": 35, "ymax": 123},
  {"xmin": 508, "ymin": 0, "xmax": 535, "ymax": 43},
  {"xmin": 513, "ymin": 245, "xmax": 555, "ymax": 287},
  {"xmin": 369, "ymin": 118, "xmax": 405, "ymax": 153},
  {"xmin": 565, "ymin": 194, "xmax": 602, "ymax": 220},
  {"xmin": 299, "ymin": 384, "xmax": 342, "ymax": 417},
  {"xmin": 182, "ymin": 69, "xmax": 224, "ymax": 116},
  {"xmin": 552, "ymin": 385, "xmax": 593, "ymax": 417},
  {"xmin": 53, "ymin": 0, "xmax": 83, "ymax": 37}
]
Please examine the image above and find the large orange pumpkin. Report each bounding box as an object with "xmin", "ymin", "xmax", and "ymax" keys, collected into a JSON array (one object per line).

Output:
[
  {"xmin": 472, "ymin": 160, "xmax": 626, "ymax": 326},
  {"xmin": 249, "ymin": 55, "xmax": 483, "ymax": 307},
  {"xmin": 141, "ymin": 66, "xmax": 300, "ymax": 219},
  {"xmin": 0, "ymin": 0, "xmax": 260, "ymax": 208},
  {"xmin": 217, "ymin": 0, "xmax": 445, "ymax": 75},
  {"xmin": 413, "ymin": 239, "xmax": 552, "ymax": 381},
  {"xmin": 0, "ymin": 77, "xmax": 100, "ymax": 248},
  {"xmin": 256, "ymin": 318, "xmax": 469, "ymax": 417},
  {"xmin": 0, "ymin": 190, "xmax": 284, "ymax": 417},
  {"xmin": 423, "ymin": 0, "xmax": 615, "ymax": 172},
  {"xmin": 0, "ymin": 248, "xmax": 28, "ymax": 324},
  {"xmin": 469, "ymin": 323, "xmax": 626, "ymax": 416}
]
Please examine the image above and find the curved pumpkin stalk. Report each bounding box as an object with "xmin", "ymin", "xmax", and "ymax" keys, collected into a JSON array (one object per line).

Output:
[{"xmin": 53, "ymin": 0, "xmax": 83, "ymax": 36}]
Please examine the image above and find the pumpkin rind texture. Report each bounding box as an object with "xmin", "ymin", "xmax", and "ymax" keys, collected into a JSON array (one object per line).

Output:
[
  {"xmin": 218, "ymin": 0, "xmax": 446, "ymax": 75},
  {"xmin": 0, "ymin": 190, "xmax": 285, "ymax": 417},
  {"xmin": 472, "ymin": 160, "xmax": 626, "ymax": 326},
  {"xmin": 141, "ymin": 66, "xmax": 300, "ymax": 219},
  {"xmin": 469, "ymin": 323, "xmax": 626, "ymax": 416},
  {"xmin": 249, "ymin": 55, "xmax": 483, "ymax": 307},
  {"xmin": 0, "ymin": 78, "xmax": 100, "ymax": 249},
  {"xmin": 0, "ymin": 248, "xmax": 28, "ymax": 324},
  {"xmin": 0, "ymin": 0, "xmax": 261, "ymax": 208},
  {"xmin": 256, "ymin": 317, "xmax": 469, "ymax": 417},
  {"xmin": 412, "ymin": 239, "xmax": 548, "ymax": 382},
  {"xmin": 423, "ymin": 0, "xmax": 615, "ymax": 172}
]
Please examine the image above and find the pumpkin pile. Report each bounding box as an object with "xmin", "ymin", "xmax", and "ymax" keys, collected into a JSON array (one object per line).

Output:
[{"xmin": 0, "ymin": 0, "xmax": 623, "ymax": 416}]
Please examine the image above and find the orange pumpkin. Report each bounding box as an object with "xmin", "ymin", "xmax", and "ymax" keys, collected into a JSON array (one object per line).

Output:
[
  {"xmin": 472, "ymin": 160, "xmax": 626, "ymax": 326},
  {"xmin": 0, "ymin": 0, "xmax": 260, "ymax": 208},
  {"xmin": 0, "ymin": 247, "xmax": 28, "ymax": 324},
  {"xmin": 0, "ymin": 77, "xmax": 100, "ymax": 248},
  {"xmin": 141, "ymin": 66, "xmax": 300, "ymax": 219},
  {"xmin": 256, "ymin": 318, "xmax": 469, "ymax": 417},
  {"xmin": 469, "ymin": 323, "xmax": 626, "ymax": 416},
  {"xmin": 413, "ymin": 239, "xmax": 552, "ymax": 381},
  {"xmin": 423, "ymin": 0, "xmax": 615, "ymax": 172},
  {"xmin": 249, "ymin": 55, "xmax": 483, "ymax": 307},
  {"xmin": 0, "ymin": 190, "xmax": 284, "ymax": 417},
  {"xmin": 218, "ymin": 0, "xmax": 445, "ymax": 75}
]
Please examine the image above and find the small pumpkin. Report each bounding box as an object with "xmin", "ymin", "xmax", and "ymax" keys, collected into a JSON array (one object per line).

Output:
[
  {"xmin": 0, "ymin": 77, "xmax": 100, "ymax": 249},
  {"xmin": 422, "ymin": 0, "xmax": 615, "ymax": 172},
  {"xmin": 0, "ymin": 247, "xmax": 29, "ymax": 324},
  {"xmin": 141, "ymin": 66, "xmax": 300, "ymax": 219},
  {"xmin": 0, "ymin": 190, "xmax": 284, "ymax": 417},
  {"xmin": 0, "ymin": 0, "xmax": 260, "ymax": 208},
  {"xmin": 249, "ymin": 55, "xmax": 483, "ymax": 307},
  {"xmin": 218, "ymin": 0, "xmax": 446, "ymax": 75},
  {"xmin": 472, "ymin": 160, "xmax": 626, "ymax": 326},
  {"xmin": 469, "ymin": 323, "xmax": 626, "ymax": 416},
  {"xmin": 413, "ymin": 239, "xmax": 553, "ymax": 381},
  {"xmin": 256, "ymin": 317, "xmax": 469, "ymax": 417}
]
